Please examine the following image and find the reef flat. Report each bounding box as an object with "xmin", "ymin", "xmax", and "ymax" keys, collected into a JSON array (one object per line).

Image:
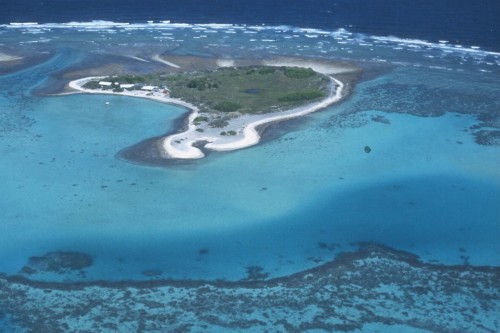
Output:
[{"xmin": 1, "ymin": 244, "xmax": 499, "ymax": 332}]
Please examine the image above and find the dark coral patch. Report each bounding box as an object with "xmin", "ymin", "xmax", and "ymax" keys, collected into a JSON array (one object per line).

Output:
[
  {"xmin": 474, "ymin": 130, "xmax": 500, "ymax": 146},
  {"xmin": 21, "ymin": 251, "xmax": 93, "ymax": 274}
]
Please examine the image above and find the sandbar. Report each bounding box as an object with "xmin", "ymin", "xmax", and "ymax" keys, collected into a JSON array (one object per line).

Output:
[
  {"xmin": 0, "ymin": 52, "xmax": 23, "ymax": 62},
  {"xmin": 151, "ymin": 54, "xmax": 181, "ymax": 68}
]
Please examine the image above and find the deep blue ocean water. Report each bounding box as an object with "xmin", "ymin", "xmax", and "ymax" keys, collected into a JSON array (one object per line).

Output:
[
  {"xmin": 1, "ymin": 0, "xmax": 500, "ymax": 51},
  {"xmin": 1, "ymin": 1, "xmax": 500, "ymax": 331}
]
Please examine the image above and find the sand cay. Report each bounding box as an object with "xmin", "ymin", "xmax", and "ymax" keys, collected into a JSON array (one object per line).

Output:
[
  {"xmin": 0, "ymin": 52, "xmax": 23, "ymax": 62},
  {"xmin": 68, "ymin": 56, "xmax": 357, "ymax": 160},
  {"xmin": 162, "ymin": 77, "xmax": 344, "ymax": 159}
]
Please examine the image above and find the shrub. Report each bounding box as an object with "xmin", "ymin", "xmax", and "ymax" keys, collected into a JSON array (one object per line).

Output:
[
  {"xmin": 278, "ymin": 90, "xmax": 324, "ymax": 102},
  {"xmin": 166, "ymin": 74, "xmax": 181, "ymax": 82},
  {"xmin": 113, "ymin": 75, "xmax": 146, "ymax": 84},
  {"xmin": 214, "ymin": 101, "xmax": 242, "ymax": 112},
  {"xmin": 194, "ymin": 116, "xmax": 209, "ymax": 122},
  {"xmin": 187, "ymin": 78, "xmax": 219, "ymax": 90},
  {"xmin": 245, "ymin": 265, "xmax": 269, "ymax": 280},
  {"xmin": 227, "ymin": 130, "xmax": 237, "ymax": 136},
  {"xmin": 83, "ymin": 80, "xmax": 101, "ymax": 89},
  {"xmin": 220, "ymin": 131, "xmax": 227, "ymax": 136},
  {"xmin": 258, "ymin": 67, "xmax": 276, "ymax": 75},
  {"xmin": 209, "ymin": 118, "xmax": 229, "ymax": 128},
  {"xmin": 284, "ymin": 67, "xmax": 316, "ymax": 79}
]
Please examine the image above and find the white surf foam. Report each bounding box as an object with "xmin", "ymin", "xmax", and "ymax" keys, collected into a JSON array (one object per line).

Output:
[{"xmin": 2, "ymin": 20, "xmax": 499, "ymax": 61}]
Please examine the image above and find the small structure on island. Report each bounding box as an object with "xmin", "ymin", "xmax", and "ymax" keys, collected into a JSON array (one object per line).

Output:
[
  {"xmin": 120, "ymin": 83, "xmax": 135, "ymax": 89},
  {"xmin": 163, "ymin": 88, "xmax": 171, "ymax": 96},
  {"xmin": 141, "ymin": 85, "xmax": 158, "ymax": 91},
  {"xmin": 98, "ymin": 81, "xmax": 113, "ymax": 87}
]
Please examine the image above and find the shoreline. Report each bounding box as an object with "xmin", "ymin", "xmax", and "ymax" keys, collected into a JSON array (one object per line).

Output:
[
  {"xmin": 67, "ymin": 63, "xmax": 348, "ymax": 160},
  {"xmin": 206, "ymin": 77, "xmax": 343, "ymax": 152},
  {"xmin": 161, "ymin": 76, "xmax": 344, "ymax": 159},
  {"xmin": 68, "ymin": 77, "xmax": 205, "ymax": 159}
]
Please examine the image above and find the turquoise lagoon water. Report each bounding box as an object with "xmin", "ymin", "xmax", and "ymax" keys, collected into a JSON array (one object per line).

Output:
[{"xmin": 1, "ymin": 59, "xmax": 499, "ymax": 282}]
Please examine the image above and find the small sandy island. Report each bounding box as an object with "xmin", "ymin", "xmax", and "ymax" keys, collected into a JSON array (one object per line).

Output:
[
  {"xmin": 0, "ymin": 52, "xmax": 23, "ymax": 62},
  {"xmin": 68, "ymin": 57, "xmax": 358, "ymax": 160}
]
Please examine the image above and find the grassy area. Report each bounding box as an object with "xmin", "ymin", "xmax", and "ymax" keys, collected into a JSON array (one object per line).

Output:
[{"xmin": 83, "ymin": 66, "xmax": 331, "ymax": 114}]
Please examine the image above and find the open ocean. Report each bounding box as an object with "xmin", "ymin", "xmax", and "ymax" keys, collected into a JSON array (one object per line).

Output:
[{"xmin": 1, "ymin": 1, "xmax": 499, "ymax": 332}]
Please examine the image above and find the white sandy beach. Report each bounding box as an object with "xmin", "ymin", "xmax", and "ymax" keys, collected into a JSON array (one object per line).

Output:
[
  {"xmin": 0, "ymin": 52, "xmax": 23, "ymax": 62},
  {"xmin": 161, "ymin": 76, "xmax": 344, "ymax": 158},
  {"xmin": 206, "ymin": 77, "xmax": 343, "ymax": 151},
  {"xmin": 151, "ymin": 54, "xmax": 181, "ymax": 68},
  {"xmin": 68, "ymin": 77, "xmax": 208, "ymax": 158},
  {"xmin": 262, "ymin": 58, "xmax": 358, "ymax": 75},
  {"xmin": 68, "ymin": 60, "xmax": 348, "ymax": 160}
]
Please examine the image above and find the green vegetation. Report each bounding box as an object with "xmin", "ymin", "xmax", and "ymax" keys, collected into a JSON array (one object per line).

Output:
[
  {"xmin": 258, "ymin": 67, "xmax": 276, "ymax": 75},
  {"xmin": 84, "ymin": 66, "xmax": 330, "ymax": 115},
  {"xmin": 284, "ymin": 67, "xmax": 316, "ymax": 79},
  {"xmin": 111, "ymin": 74, "xmax": 148, "ymax": 84},
  {"xmin": 220, "ymin": 130, "xmax": 237, "ymax": 136},
  {"xmin": 187, "ymin": 77, "xmax": 219, "ymax": 90},
  {"xmin": 193, "ymin": 115, "xmax": 209, "ymax": 125},
  {"xmin": 209, "ymin": 117, "xmax": 230, "ymax": 128},
  {"xmin": 83, "ymin": 80, "xmax": 101, "ymax": 89},
  {"xmin": 194, "ymin": 116, "xmax": 209, "ymax": 122},
  {"xmin": 278, "ymin": 90, "xmax": 324, "ymax": 102},
  {"xmin": 214, "ymin": 101, "xmax": 242, "ymax": 112}
]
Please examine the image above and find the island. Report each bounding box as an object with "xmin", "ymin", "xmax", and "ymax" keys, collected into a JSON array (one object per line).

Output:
[{"xmin": 68, "ymin": 57, "xmax": 358, "ymax": 160}]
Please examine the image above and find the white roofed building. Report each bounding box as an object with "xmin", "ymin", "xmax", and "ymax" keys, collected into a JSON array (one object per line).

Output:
[{"xmin": 141, "ymin": 85, "xmax": 158, "ymax": 91}]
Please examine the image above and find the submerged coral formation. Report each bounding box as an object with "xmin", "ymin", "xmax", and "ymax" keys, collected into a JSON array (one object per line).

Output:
[
  {"xmin": 21, "ymin": 251, "xmax": 93, "ymax": 275},
  {"xmin": 1, "ymin": 244, "xmax": 499, "ymax": 332}
]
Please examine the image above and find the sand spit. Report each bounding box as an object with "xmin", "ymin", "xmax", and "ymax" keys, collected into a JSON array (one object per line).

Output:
[
  {"xmin": 68, "ymin": 57, "xmax": 358, "ymax": 159},
  {"xmin": 216, "ymin": 58, "xmax": 236, "ymax": 67},
  {"xmin": 0, "ymin": 52, "xmax": 23, "ymax": 62},
  {"xmin": 263, "ymin": 57, "xmax": 360, "ymax": 75},
  {"xmin": 151, "ymin": 54, "xmax": 181, "ymax": 68},
  {"xmin": 68, "ymin": 77, "xmax": 198, "ymax": 111},
  {"xmin": 154, "ymin": 55, "xmax": 360, "ymax": 74},
  {"xmin": 129, "ymin": 56, "xmax": 149, "ymax": 62}
]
